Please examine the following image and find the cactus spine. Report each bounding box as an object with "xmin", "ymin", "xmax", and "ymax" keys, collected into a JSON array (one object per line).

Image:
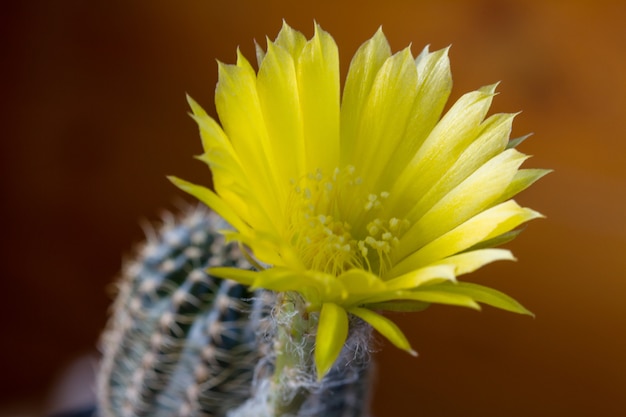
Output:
[{"xmin": 98, "ymin": 205, "xmax": 374, "ymax": 417}]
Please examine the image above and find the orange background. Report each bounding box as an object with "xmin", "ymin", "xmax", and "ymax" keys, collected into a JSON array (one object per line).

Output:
[{"xmin": 2, "ymin": 1, "xmax": 625, "ymax": 416}]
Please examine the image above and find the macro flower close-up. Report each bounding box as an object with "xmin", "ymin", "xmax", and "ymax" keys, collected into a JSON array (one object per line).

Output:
[{"xmin": 171, "ymin": 21, "xmax": 548, "ymax": 378}]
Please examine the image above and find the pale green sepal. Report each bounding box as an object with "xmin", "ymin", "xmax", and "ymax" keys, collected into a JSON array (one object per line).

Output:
[
  {"xmin": 365, "ymin": 300, "xmax": 430, "ymax": 312},
  {"xmin": 362, "ymin": 290, "xmax": 480, "ymax": 310},
  {"xmin": 464, "ymin": 229, "xmax": 524, "ymax": 251},
  {"xmin": 349, "ymin": 307, "xmax": 416, "ymax": 355},
  {"xmin": 426, "ymin": 282, "xmax": 534, "ymax": 316},
  {"xmin": 498, "ymin": 168, "xmax": 553, "ymax": 203},
  {"xmin": 315, "ymin": 303, "xmax": 349, "ymax": 380},
  {"xmin": 506, "ymin": 133, "xmax": 533, "ymax": 149},
  {"xmin": 207, "ymin": 266, "xmax": 257, "ymax": 286}
]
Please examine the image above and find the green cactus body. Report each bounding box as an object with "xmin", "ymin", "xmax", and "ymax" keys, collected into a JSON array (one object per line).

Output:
[{"xmin": 98, "ymin": 206, "xmax": 374, "ymax": 417}]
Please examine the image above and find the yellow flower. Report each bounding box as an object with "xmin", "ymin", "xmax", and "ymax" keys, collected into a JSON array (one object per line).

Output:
[{"xmin": 170, "ymin": 22, "xmax": 548, "ymax": 378}]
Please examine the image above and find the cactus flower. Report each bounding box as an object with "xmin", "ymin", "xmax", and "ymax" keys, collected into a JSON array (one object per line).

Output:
[{"xmin": 171, "ymin": 22, "xmax": 548, "ymax": 378}]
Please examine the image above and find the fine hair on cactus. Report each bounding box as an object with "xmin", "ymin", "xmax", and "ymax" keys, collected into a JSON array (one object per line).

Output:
[
  {"xmin": 98, "ymin": 206, "xmax": 269, "ymax": 416},
  {"xmin": 98, "ymin": 205, "xmax": 375, "ymax": 417}
]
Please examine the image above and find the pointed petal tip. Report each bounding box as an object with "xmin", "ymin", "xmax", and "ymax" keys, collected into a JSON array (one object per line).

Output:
[
  {"xmin": 236, "ymin": 47, "xmax": 245, "ymax": 61},
  {"xmin": 166, "ymin": 175, "xmax": 180, "ymax": 185},
  {"xmin": 480, "ymin": 82, "xmax": 501, "ymax": 95},
  {"xmin": 369, "ymin": 25, "xmax": 388, "ymax": 42},
  {"xmin": 313, "ymin": 21, "xmax": 323, "ymax": 35},
  {"xmin": 408, "ymin": 349, "xmax": 418, "ymax": 357}
]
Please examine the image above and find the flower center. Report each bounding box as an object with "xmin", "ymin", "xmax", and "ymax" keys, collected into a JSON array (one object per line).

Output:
[{"xmin": 287, "ymin": 167, "xmax": 409, "ymax": 277}]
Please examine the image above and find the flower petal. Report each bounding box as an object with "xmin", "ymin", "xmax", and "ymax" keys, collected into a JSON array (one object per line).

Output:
[
  {"xmin": 337, "ymin": 269, "xmax": 386, "ymax": 296},
  {"xmin": 364, "ymin": 300, "xmax": 431, "ymax": 312},
  {"xmin": 207, "ymin": 266, "xmax": 257, "ymax": 286},
  {"xmin": 257, "ymin": 39, "xmax": 305, "ymax": 191},
  {"xmin": 391, "ymin": 200, "xmax": 543, "ymax": 275},
  {"xmin": 383, "ymin": 264, "xmax": 456, "ymax": 291},
  {"xmin": 274, "ymin": 20, "xmax": 307, "ymax": 59},
  {"xmin": 497, "ymin": 168, "xmax": 552, "ymax": 204},
  {"xmin": 187, "ymin": 95, "xmax": 253, "ymax": 223},
  {"xmin": 168, "ymin": 177, "xmax": 249, "ymax": 235},
  {"xmin": 349, "ymin": 307, "xmax": 416, "ymax": 355},
  {"xmin": 425, "ymin": 282, "xmax": 534, "ymax": 316},
  {"xmin": 348, "ymin": 47, "xmax": 418, "ymax": 189},
  {"xmin": 362, "ymin": 289, "xmax": 481, "ymax": 310},
  {"xmin": 315, "ymin": 303, "xmax": 349, "ymax": 379},
  {"xmin": 396, "ymin": 148, "xmax": 530, "ymax": 260},
  {"xmin": 432, "ymin": 248, "xmax": 516, "ymax": 276},
  {"xmin": 341, "ymin": 27, "xmax": 391, "ymax": 166},
  {"xmin": 378, "ymin": 46, "xmax": 452, "ymax": 188},
  {"xmin": 298, "ymin": 23, "xmax": 340, "ymax": 174},
  {"xmin": 407, "ymin": 112, "xmax": 516, "ymax": 221},
  {"xmin": 215, "ymin": 52, "xmax": 283, "ymax": 230},
  {"xmin": 387, "ymin": 84, "xmax": 498, "ymax": 217}
]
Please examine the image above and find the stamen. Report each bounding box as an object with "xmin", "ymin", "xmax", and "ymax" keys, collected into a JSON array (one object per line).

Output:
[{"xmin": 286, "ymin": 166, "xmax": 409, "ymax": 277}]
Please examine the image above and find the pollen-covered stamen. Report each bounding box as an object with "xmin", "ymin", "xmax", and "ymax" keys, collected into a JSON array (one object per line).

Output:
[
  {"xmin": 359, "ymin": 216, "xmax": 410, "ymax": 275},
  {"xmin": 287, "ymin": 167, "xmax": 365, "ymax": 275},
  {"xmin": 287, "ymin": 166, "xmax": 409, "ymax": 276}
]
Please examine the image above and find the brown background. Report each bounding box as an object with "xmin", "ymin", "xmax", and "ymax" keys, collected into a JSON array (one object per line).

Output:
[{"xmin": 2, "ymin": 1, "xmax": 625, "ymax": 416}]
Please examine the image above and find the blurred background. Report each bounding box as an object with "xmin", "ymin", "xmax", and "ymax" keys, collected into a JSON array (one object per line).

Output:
[{"xmin": 2, "ymin": 1, "xmax": 625, "ymax": 416}]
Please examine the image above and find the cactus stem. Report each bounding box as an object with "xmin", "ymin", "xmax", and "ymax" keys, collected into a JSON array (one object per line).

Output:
[{"xmin": 268, "ymin": 292, "xmax": 316, "ymax": 415}]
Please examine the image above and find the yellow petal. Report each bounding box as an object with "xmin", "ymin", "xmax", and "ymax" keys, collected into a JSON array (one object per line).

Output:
[
  {"xmin": 297, "ymin": 23, "xmax": 340, "ymax": 174},
  {"xmin": 348, "ymin": 47, "xmax": 418, "ymax": 189},
  {"xmin": 384, "ymin": 264, "xmax": 456, "ymax": 290},
  {"xmin": 340, "ymin": 27, "xmax": 391, "ymax": 166},
  {"xmin": 349, "ymin": 307, "xmax": 416, "ymax": 355},
  {"xmin": 257, "ymin": 39, "xmax": 305, "ymax": 189},
  {"xmin": 336, "ymin": 269, "xmax": 386, "ymax": 306},
  {"xmin": 408, "ymin": 112, "xmax": 516, "ymax": 221},
  {"xmin": 168, "ymin": 177, "xmax": 249, "ymax": 235},
  {"xmin": 274, "ymin": 20, "xmax": 307, "ymax": 59},
  {"xmin": 215, "ymin": 54, "xmax": 283, "ymax": 230},
  {"xmin": 396, "ymin": 148, "xmax": 530, "ymax": 261},
  {"xmin": 387, "ymin": 84, "xmax": 498, "ymax": 217},
  {"xmin": 391, "ymin": 200, "xmax": 543, "ymax": 275},
  {"xmin": 315, "ymin": 303, "xmax": 349, "ymax": 379},
  {"xmin": 187, "ymin": 95, "xmax": 253, "ymax": 223},
  {"xmin": 431, "ymin": 248, "xmax": 516, "ymax": 276},
  {"xmin": 378, "ymin": 46, "xmax": 452, "ymax": 188},
  {"xmin": 219, "ymin": 230, "xmax": 295, "ymax": 267}
]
